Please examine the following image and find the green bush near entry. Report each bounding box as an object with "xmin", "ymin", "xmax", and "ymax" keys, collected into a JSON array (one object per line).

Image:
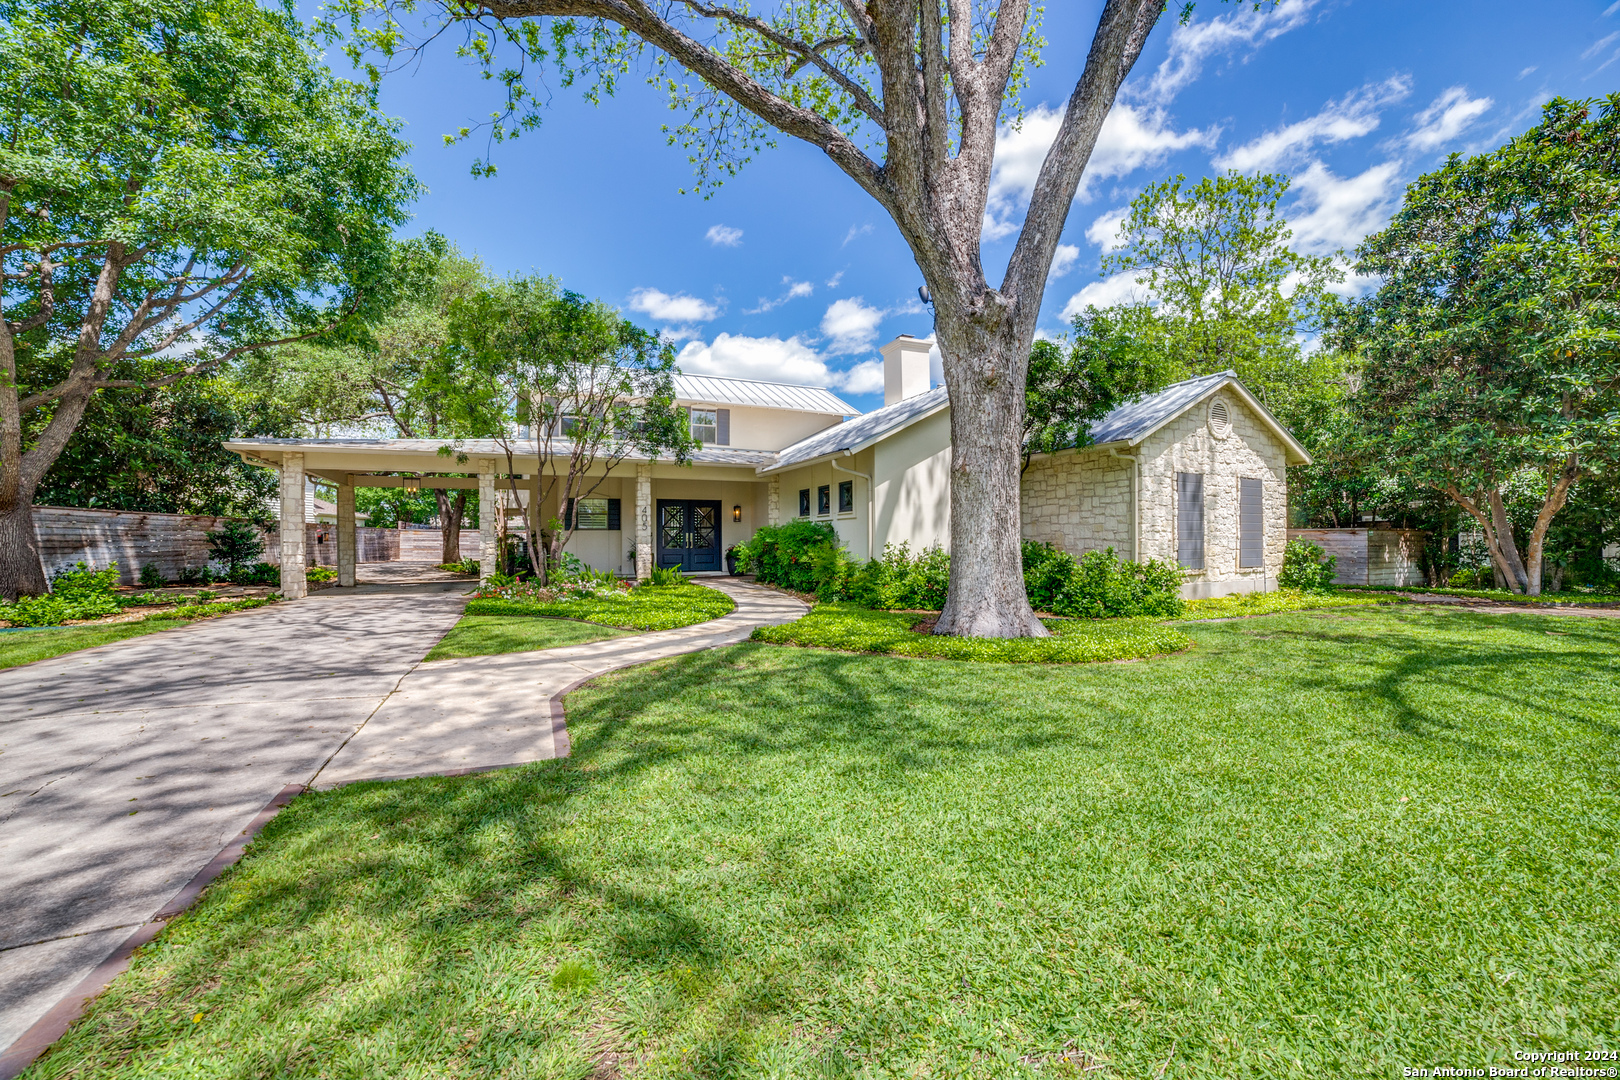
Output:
[
  {"xmin": 751, "ymin": 603, "xmax": 1189, "ymax": 663},
  {"xmin": 1022, "ymin": 542, "xmax": 1185, "ymax": 618},
  {"xmin": 734, "ymin": 519, "xmax": 839, "ymax": 593}
]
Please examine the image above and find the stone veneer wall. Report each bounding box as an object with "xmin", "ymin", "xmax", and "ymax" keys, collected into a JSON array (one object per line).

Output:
[
  {"xmin": 1019, "ymin": 449, "xmax": 1133, "ymax": 558},
  {"xmin": 1137, "ymin": 390, "xmax": 1289, "ymax": 598}
]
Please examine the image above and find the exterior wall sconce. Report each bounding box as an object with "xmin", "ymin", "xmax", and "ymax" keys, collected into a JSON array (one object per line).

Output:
[
  {"xmin": 733, "ymin": 504, "xmax": 742, "ymax": 522},
  {"xmin": 404, "ymin": 476, "xmax": 421, "ymax": 491}
]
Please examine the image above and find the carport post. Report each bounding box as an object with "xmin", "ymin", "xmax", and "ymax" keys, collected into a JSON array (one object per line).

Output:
[
  {"xmin": 478, "ymin": 462, "xmax": 497, "ymax": 582},
  {"xmin": 337, "ymin": 482, "xmax": 356, "ymax": 587},
  {"xmin": 278, "ymin": 453, "xmax": 307, "ymax": 600},
  {"xmin": 635, "ymin": 463, "xmax": 652, "ymax": 580}
]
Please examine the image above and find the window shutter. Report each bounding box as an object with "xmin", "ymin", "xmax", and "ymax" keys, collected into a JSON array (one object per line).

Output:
[
  {"xmin": 716, "ymin": 408, "xmax": 730, "ymax": 446},
  {"xmin": 607, "ymin": 498, "xmax": 621, "ymax": 531},
  {"xmin": 563, "ymin": 499, "xmax": 573, "ymax": 531},
  {"xmin": 1238, "ymin": 478, "xmax": 1263, "ymax": 568},
  {"xmin": 1176, "ymin": 472, "xmax": 1205, "ymax": 570}
]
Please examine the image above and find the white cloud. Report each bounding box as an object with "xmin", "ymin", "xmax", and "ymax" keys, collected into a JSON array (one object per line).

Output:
[
  {"xmin": 1518, "ymin": 66, "xmax": 1538, "ymax": 80},
  {"xmin": 1144, "ymin": 0, "xmax": 1320, "ymax": 104},
  {"xmin": 705, "ymin": 224, "xmax": 743, "ymax": 247},
  {"xmin": 821, "ymin": 297, "xmax": 887, "ymax": 354},
  {"xmin": 1059, "ymin": 273, "xmax": 1150, "ymax": 320},
  {"xmin": 1287, "ymin": 161, "xmax": 1404, "ymax": 254},
  {"xmin": 1583, "ymin": 32, "xmax": 1619, "ymax": 60},
  {"xmin": 825, "ymin": 270, "xmax": 845, "ymax": 287},
  {"xmin": 1403, "ymin": 86, "xmax": 1494, "ymax": 152},
  {"xmin": 842, "ymin": 224, "xmax": 873, "ymax": 246},
  {"xmin": 1215, "ymin": 77, "xmax": 1411, "ymax": 172},
  {"xmin": 1047, "ymin": 244, "xmax": 1081, "ymax": 280},
  {"xmin": 628, "ymin": 288, "xmax": 721, "ymax": 325},
  {"xmin": 839, "ymin": 359, "xmax": 885, "ymax": 395},
  {"xmin": 676, "ymin": 333, "xmax": 832, "ymax": 386},
  {"xmin": 745, "ymin": 277, "xmax": 815, "ymax": 314},
  {"xmin": 1606, "ymin": 1, "xmax": 1620, "ymax": 16},
  {"xmin": 1085, "ymin": 207, "xmax": 1130, "ymax": 250},
  {"xmin": 983, "ymin": 103, "xmax": 1216, "ymax": 237}
]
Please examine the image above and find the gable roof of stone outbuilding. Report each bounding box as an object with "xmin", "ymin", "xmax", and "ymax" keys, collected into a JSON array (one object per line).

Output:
[{"xmin": 1083, "ymin": 370, "xmax": 1311, "ymax": 465}]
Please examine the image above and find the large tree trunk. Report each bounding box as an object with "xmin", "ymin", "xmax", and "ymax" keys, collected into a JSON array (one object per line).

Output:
[
  {"xmin": 932, "ymin": 316, "xmax": 1048, "ymax": 638},
  {"xmin": 0, "ymin": 500, "xmax": 47, "ymax": 602},
  {"xmin": 435, "ymin": 489, "xmax": 466, "ymax": 563}
]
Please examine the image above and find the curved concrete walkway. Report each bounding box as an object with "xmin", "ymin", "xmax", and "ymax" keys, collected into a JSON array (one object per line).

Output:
[{"xmin": 0, "ymin": 577, "xmax": 803, "ymax": 1075}]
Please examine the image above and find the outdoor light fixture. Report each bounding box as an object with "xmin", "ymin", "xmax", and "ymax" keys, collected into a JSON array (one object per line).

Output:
[
  {"xmin": 404, "ymin": 476, "xmax": 420, "ymax": 491},
  {"xmin": 733, "ymin": 505, "xmax": 742, "ymax": 522}
]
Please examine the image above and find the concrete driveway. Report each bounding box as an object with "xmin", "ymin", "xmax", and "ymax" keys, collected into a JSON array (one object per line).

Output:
[{"xmin": 0, "ymin": 582, "xmax": 467, "ymax": 1052}]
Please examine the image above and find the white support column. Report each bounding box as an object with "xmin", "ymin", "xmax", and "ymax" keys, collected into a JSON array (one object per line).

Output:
[
  {"xmin": 478, "ymin": 461, "xmax": 497, "ymax": 582},
  {"xmin": 278, "ymin": 453, "xmax": 307, "ymax": 599},
  {"xmin": 767, "ymin": 477, "xmax": 781, "ymax": 527},
  {"xmin": 635, "ymin": 463, "xmax": 653, "ymax": 580},
  {"xmin": 336, "ymin": 482, "xmax": 356, "ymax": 587}
]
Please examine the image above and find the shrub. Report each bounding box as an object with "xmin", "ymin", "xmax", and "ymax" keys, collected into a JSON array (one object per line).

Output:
[
  {"xmin": 807, "ymin": 541, "xmax": 861, "ymax": 602},
  {"xmin": 735, "ymin": 520, "xmax": 838, "ymax": 593},
  {"xmin": 439, "ymin": 557, "xmax": 481, "ymax": 575},
  {"xmin": 556, "ymin": 553, "xmax": 620, "ymax": 589},
  {"xmin": 1, "ymin": 562, "xmax": 122, "ymax": 626},
  {"xmin": 1279, "ymin": 539, "xmax": 1338, "ymax": 592},
  {"xmin": 846, "ymin": 542, "xmax": 952, "ymax": 610},
  {"xmin": 176, "ymin": 565, "xmax": 212, "ymax": 585},
  {"xmin": 646, "ymin": 565, "xmax": 686, "ymax": 588},
  {"xmin": 205, "ymin": 520, "xmax": 266, "ymax": 580},
  {"xmin": 1447, "ymin": 566, "xmax": 1493, "ymax": 589},
  {"xmin": 307, "ymin": 566, "xmax": 337, "ymax": 583},
  {"xmin": 1022, "ymin": 542, "xmax": 1185, "ymax": 618},
  {"xmin": 235, "ymin": 562, "xmax": 280, "ymax": 586},
  {"xmin": 139, "ymin": 562, "xmax": 164, "ymax": 588}
]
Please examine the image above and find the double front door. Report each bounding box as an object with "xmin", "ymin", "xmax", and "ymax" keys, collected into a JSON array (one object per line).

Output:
[{"xmin": 657, "ymin": 499, "xmax": 722, "ymax": 572}]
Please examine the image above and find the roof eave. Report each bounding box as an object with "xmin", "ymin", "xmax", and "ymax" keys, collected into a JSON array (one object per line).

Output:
[
  {"xmin": 1119, "ymin": 376, "xmax": 1312, "ymax": 465},
  {"xmin": 757, "ymin": 394, "xmax": 951, "ymax": 475}
]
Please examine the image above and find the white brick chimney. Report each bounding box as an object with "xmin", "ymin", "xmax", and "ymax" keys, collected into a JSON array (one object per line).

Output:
[{"xmin": 880, "ymin": 334, "xmax": 932, "ymax": 406}]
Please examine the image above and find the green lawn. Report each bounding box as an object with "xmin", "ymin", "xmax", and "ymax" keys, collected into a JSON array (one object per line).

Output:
[
  {"xmin": 0, "ymin": 617, "xmax": 191, "ymax": 669},
  {"xmin": 30, "ymin": 607, "xmax": 1620, "ymax": 1079},
  {"xmin": 753, "ymin": 603, "xmax": 1191, "ymax": 662},
  {"xmin": 466, "ymin": 583, "xmax": 736, "ymax": 631},
  {"xmin": 425, "ymin": 615, "xmax": 630, "ymax": 661}
]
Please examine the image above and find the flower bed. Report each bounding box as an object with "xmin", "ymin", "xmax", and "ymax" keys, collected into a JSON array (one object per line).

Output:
[{"xmin": 464, "ymin": 580, "xmax": 734, "ymax": 631}]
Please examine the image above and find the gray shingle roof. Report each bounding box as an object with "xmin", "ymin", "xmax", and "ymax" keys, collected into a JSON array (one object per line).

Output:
[
  {"xmin": 672, "ymin": 373, "xmax": 856, "ymax": 416},
  {"xmin": 765, "ymin": 385, "xmax": 950, "ymax": 472},
  {"xmin": 1083, "ymin": 370, "xmax": 1236, "ymax": 445}
]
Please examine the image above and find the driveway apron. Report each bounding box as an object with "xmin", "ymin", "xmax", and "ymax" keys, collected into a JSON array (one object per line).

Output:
[{"xmin": 0, "ymin": 584, "xmax": 466, "ymax": 1051}]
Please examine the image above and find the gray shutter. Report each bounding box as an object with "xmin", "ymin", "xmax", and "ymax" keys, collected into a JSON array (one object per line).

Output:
[
  {"xmin": 563, "ymin": 499, "xmax": 573, "ymax": 531},
  {"xmin": 607, "ymin": 498, "xmax": 621, "ymax": 531},
  {"xmin": 715, "ymin": 408, "xmax": 730, "ymax": 446},
  {"xmin": 1238, "ymin": 478, "xmax": 1263, "ymax": 568},
  {"xmin": 1176, "ymin": 472, "xmax": 1205, "ymax": 570}
]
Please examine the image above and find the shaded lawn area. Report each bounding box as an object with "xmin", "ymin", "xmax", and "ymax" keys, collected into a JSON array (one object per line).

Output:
[
  {"xmin": 31, "ymin": 608, "xmax": 1620, "ymax": 1079},
  {"xmin": 465, "ymin": 583, "xmax": 735, "ymax": 631},
  {"xmin": 425, "ymin": 615, "xmax": 630, "ymax": 661},
  {"xmin": 0, "ymin": 618, "xmax": 192, "ymax": 669}
]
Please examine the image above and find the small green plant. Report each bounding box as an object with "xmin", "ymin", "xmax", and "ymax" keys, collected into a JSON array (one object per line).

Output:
[
  {"xmin": 646, "ymin": 565, "xmax": 686, "ymax": 587},
  {"xmin": 1448, "ymin": 566, "xmax": 1494, "ymax": 589},
  {"xmin": 550, "ymin": 961, "xmax": 597, "ymax": 992},
  {"xmin": 176, "ymin": 565, "xmax": 211, "ymax": 585},
  {"xmin": 194, "ymin": 589, "xmax": 219, "ymax": 603},
  {"xmin": 439, "ymin": 557, "xmax": 481, "ymax": 575},
  {"xmin": 205, "ymin": 520, "xmax": 266, "ymax": 581},
  {"xmin": 1278, "ymin": 539, "xmax": 1338, "ymax": 592},
  {"xmin": 139, "ymin": 562, "xmax": 164, "ymax": 588},
  {"xmin": 307, "ymin": 566, "xmax": 337, "ymax": 583},
  {"xmin": 1, "ymin": 562, "xmax": 122, "ymax": 626},
  {"xmin": 236, "ymin": 562, "xmax": 280, "ymax": 586}
]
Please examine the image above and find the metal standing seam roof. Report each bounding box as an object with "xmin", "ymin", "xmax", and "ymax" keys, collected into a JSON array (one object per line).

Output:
[
  {"xmin": 1082, "ymin": 370, "xmax": 1237, "ymax": 445},
  {"xmin": 222, "ymin": 437, "xmax": 779, "ymax": 467},
  {"xmin": 672, "ymin": 373, "xmax": 856, "ymax": 416},
  {"xmin": 764, "ymin": 385, "xmax": 951, "ymax": 472}
]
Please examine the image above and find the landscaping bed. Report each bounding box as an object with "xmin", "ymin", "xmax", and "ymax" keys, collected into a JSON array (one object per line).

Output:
[
  {"xmin": 464, "ymin": 582, "xmax": 735, "ymax": 632},
  {"xmin": 34, "ymin": 607, "xmax": 1619, "ymax": 1078},
  {"xmin": 750, "ymin": 602, "xmax": 1191, "ymax": 662},
  {"xmin": 424, "ymin": 615, "xmax": 629, "ymax": 661},
  {"xmin": 1179, "ymin": 587, "xmax": 1390, "ymax": 619}
]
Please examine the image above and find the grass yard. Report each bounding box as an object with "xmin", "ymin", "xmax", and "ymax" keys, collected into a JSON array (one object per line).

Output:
[
  {"xmin": 1342, "ymin": 585, "xmax": 1620, "ymax": 606},
  {"xmin": 1179, "ymin": 587, "xmax": 1389, "ymax": 619},
  {"xmin": 466, "ymin": 583, "xmax": 736, "ymax": 631},
  {"xmin": 30, "ymin": 607, "xmax": 1620, "ymax": 1079},
  {"xmin": 751, "ymin": 603, "xmax": 1191, "ymax": 662},
  {"xmin": 425, "ymin": 615, "xmax": 630, "ymax": 661},
  {"xmin": 0, "ymin": 617, "xmax": 191, "ymax": 669}
]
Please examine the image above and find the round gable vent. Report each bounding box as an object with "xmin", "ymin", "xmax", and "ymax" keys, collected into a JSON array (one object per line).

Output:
[{"xmin": 1209, "ymin": 398, "xmax": 1232, "ymax": 438}]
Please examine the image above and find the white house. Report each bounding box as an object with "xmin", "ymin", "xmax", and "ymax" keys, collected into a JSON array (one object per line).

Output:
[{"xmin": 225, "ymin": 335, "xmax": 1310, "ymax": 599}]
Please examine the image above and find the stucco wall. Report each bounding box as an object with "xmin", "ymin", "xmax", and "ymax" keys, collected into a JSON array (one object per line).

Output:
[
  {"xmin": 1020, "ymin": 448, "xmax": 1134, "ymax": 559},
  {"xmin": 677, "ymin": 402, "xmax": 844, "ymax": 452},
  {"xmin": 1137, "ymin": 390, "xmax": 1290, "ymax": 598},
  {"xmin": 770, "ymin": 447, "xmax": 876, "ymax": 559},
  {"xmin": 872, "ymin": 408, "xmax": 952, "ymax": 556}
]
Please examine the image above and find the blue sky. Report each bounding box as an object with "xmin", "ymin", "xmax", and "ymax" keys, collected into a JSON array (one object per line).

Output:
[{"xmin": 360, "ymin": 1, "xmax": 1619, "ymax": 412}]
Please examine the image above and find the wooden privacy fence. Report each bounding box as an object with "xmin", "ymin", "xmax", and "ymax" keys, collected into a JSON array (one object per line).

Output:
[
  {"xmin": 1287, "ymin": 527, "xmax": 1426, "ymax": 587},
  {"xmin": 30, "ymin": 505, "xmax": 482, "ymax": 584}
]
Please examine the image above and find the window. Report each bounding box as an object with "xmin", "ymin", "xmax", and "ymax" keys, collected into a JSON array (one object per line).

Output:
[
  {"xmin": 817, "ymin": 485, "xmax": 831, "ymax": 516},
  {"xmin": 1238, "ymin": 477, "xmax": 1263, "ymax": 568},
  {"xmin": 838, "ymin": 480, "xmax": 853, "ymax": 513},
  {"xmin": 1176, "ymin": 472, "xmax": 1204, "ymax": 570},
  {"xmin": 799, "ymin": 488, "xmax": 811, "ymax": 517},
  {"xmin": 689, "ymin": 408, "xmax": 717, "ymax": 444},
  {"xmin": 565, "ymin": 497, "xmax": 621, "ymax": 531}
]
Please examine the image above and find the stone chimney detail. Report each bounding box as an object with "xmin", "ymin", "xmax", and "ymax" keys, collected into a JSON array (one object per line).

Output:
[{"xmin": 880, "ymin": 335, "xmax": 932, "ymax": 407}]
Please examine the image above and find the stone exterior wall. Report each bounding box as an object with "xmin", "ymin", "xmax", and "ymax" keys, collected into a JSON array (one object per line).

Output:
[
  {"xmin": 1019, "ymin": 449, "xmax": 1133, "ymax": 558},
  {"xmin": 1138, "ymin": 390, "xmax": 1290, "ymax": 598}
]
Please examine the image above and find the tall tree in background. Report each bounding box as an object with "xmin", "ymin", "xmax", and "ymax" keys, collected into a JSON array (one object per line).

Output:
[
  {"xmin": 1339, "ymin": 96, "xmax": 1620, "ymax": 596},
  {"xmin": 0, "ymin": 0, "xmax": 416, "ymax": 600},
  {"xmin": 241, "ymin": 236, "xmax": 496, "ymax": 562},
  {"xmin": 448, "ymin": 281, "xmax": 693, "ymax": 584},
  {"xmin": 331, "ymin": 0, "xmax": 1185, "ymax": 638}
]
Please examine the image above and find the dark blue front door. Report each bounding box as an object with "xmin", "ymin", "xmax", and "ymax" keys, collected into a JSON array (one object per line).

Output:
[{"xmin": 657, "ymin": 500, "xmax": 722, "ymax": 572}]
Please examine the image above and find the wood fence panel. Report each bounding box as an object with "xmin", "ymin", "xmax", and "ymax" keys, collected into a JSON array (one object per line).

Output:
[{"xmin": 1288, "ymin": 528, "xmax": 1369, "ymax": 585}]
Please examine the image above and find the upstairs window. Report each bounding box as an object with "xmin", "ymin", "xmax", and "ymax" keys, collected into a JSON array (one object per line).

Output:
[
  {"xmin": 1176, "ymin": 472, "xmax": 1205, "ymax": 570},
  {"xmin": 799, "ymin": 488, "xmax": 811, "ymax": 517},
  {"xmin": 689, "ymin": 408, "xmax": 717, "ymax": 444},
  {"xmin": 817, "ymin": 485, "xmax": 831, "ymax": 516},
  {"xmin": 838, "ymin": 480, "xmax": 854, "ymax": 513}
]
